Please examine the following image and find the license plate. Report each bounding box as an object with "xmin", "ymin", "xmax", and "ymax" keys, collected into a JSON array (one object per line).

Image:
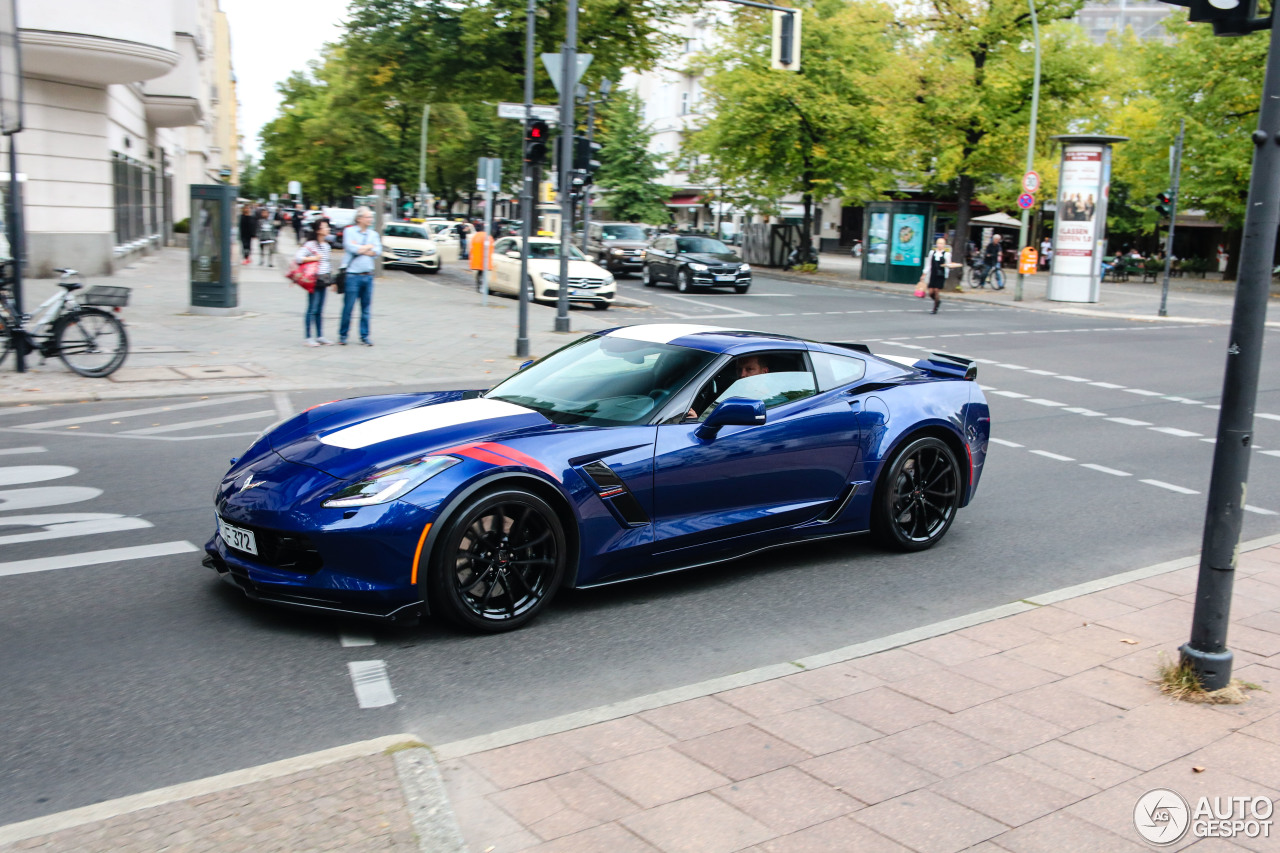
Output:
[
  {"xmin": 715, "ymin": 274, "xmax": 736, "ymax": 282},
  {"xmin": 218, "ymin": 517, "xmax": 258, "ymax": 556},
  {"xmin": 571, "ymin": 289, "xmax": 587, "ymax": 296}
]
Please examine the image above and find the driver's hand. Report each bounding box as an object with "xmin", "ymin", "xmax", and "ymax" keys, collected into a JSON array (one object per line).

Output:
[{"xmin": 686, "ymin": 408, "xmax": 697, "ymax": 420}]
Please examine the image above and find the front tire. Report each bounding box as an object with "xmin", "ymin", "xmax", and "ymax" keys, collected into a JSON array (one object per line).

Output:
[
  {"xmin": 593, "ymin": 302, "xmax": 610, "ymax": 310},
  {"xmin": 54, "ymin": 308, "xmax": 128, "ymax": 378},
  {"xmin": 734, "ymin": 283, "xmax": 751, "ymax": 294},
  {"xmin": 873, "ymin": 436, "xmax": 962, "ymax": 552},
  {"xmin": 428, "ymin": 488, "xmax": 567, "ymax": 633},
  {"xmin": 677, "ymin": 270, "xmax": 694, "ymax": 293}
]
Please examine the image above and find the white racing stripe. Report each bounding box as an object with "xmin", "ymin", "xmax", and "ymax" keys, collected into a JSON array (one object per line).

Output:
[
  {"xmin": 1141, "ymin": 479, "xmax": 1200, "ymax": 495},
  {"xmin": 348, "ymin": 660, "xmax": 396, "ymax": 708},
  {"xmin": 606, "ymin": 323, "xmax": 729, "ymax": 343},
  {"xmin": 321, "ymin": 398, "xmax": 536, "ymax": 450},
  {"xmin": 0, "ymin": 541, "xmax": 199, "ymax": 578}
]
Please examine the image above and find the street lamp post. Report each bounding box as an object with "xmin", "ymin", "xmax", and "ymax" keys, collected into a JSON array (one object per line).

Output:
[
  {"xmin": 553, "ymin": 0, "xmax": 580, "ymax": 334},
  {"xmin": 515, "ymin": 0, "xmax": 536, "ymax": 358},
  {"xmin": 417, "ymin": 105, "xmax": 429, "ymax": 217},
  {"xmin": 1014, "ymin": 0, "xmax": 1041, "ymax": 303}
]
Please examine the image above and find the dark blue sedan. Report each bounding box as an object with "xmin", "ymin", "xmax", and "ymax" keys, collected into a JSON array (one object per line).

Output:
[{"xmin": 205, "ymin": 325, "xmax": 991, "ymax": 632}]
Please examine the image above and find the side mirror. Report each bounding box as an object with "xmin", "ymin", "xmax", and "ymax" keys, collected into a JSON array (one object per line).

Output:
[
  {"xmin": 695, "ymin": 397, "xmax": 766, "ymax": 440},
  {"xmin": 518, "ymin": 360, "xmax": 534, "ymax": 370},
  {"xmin": 506, "ymin": 251, "xmax": 521, "ymax": 259}
]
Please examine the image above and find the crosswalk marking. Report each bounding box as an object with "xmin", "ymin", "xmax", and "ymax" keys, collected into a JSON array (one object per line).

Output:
[
  {"xmin": 0, "ymin": 541, "xmax": 200, "ymax": 579},
  {"xmin": 0, "ymin": 466, "xmax": 77, "ymax": 487},
  {"xmin": 10, "ymin": 394, "xmax": 267, "ymax": 431},
  {"xmin": 0, "ymin": 446, "xmax": 47, "ymax": 456},
  {"xmin": 123, "ymin": 409, "xmax": 278, "ymax": 436},
  {"xmin": 0, "ymin": 513, "xmax": 153, "ymax": 546},
  {"xmin": 0, "ymin": 486, "xmax": 103, "ymax": 512},
  {"xmin": 348, "ymin": 660, "xmax": 396, "ymax": 708}
]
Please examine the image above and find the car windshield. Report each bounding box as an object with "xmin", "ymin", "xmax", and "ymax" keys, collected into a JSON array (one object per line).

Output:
[
  {"xmin": 526, "ymin": 242, "xmax": 586, "ymax": 260},
  {"xmin": 601, "ymin": 225, "xmax": 647, "ymax": 241},
  {"xmin": 486, "ymin": 335, "xmax": 717, "ymax": 426},
  {"xmin": 677, "ymin": 237, "xmax": 731, "ymax": 254}
]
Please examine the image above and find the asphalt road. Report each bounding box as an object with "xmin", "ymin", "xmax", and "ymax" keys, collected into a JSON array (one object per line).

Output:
[{"xmin": 2, "ymin": 266, "xmax": 1279, "ymax": 824}]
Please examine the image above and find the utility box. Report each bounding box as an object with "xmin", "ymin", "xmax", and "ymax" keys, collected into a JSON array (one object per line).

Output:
[
  {"xmin": 861, "ymin": 201, "xmax": 936, "ymax": 285},
  {"xmin": 189, "ymin": 183, "xmax": 239, "ymax": 314}
]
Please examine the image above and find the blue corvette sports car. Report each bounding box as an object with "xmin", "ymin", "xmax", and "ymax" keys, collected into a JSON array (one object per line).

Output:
[{"xmin": 205, "ymin": 324, "xmax": 991, "ymax": 632}]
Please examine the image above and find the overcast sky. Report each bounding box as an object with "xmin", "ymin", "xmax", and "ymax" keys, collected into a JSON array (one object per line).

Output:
[{"xmin": 222, "ymin": 0, "xmax": 351, "ymax": 159}]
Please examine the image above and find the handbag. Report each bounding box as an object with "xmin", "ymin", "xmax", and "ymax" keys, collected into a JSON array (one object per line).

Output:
[
  {"xmin": 914, "ymin": 283, "xmax": 926, "ymax": 298},
  {"xmin": 334, "ymin": 268, "xmax": 347, "ymax": 294},
  {"xmin": 287, "ymin": 260, "xmax": 319, "ymax": 293}
]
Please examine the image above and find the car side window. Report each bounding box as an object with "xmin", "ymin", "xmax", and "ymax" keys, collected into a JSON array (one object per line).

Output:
[
  {"xmin": 494, "ymin": 238, "xmax": 514, "ymax": 255},
  {"xmin": 384, "ymin": 225, "xmax": 401, "ymax": 238},
  {"xmin": 686, "ymin": 351, "xmax": 816, "ymax": 419},
  {"xmin": 810, "ymin": 351, "xmax": 867, "ymax": 392}
]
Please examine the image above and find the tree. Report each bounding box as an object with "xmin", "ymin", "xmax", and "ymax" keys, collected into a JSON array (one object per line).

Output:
[
  {"xmin": 686, "ymin": 0, "xmax": 902, "ymax": 264},
  {"xmin": 239, "ymin": 153, "xmax": 263, "ymax": 200},
  {"xmin": 594, "ymin": 90, "xmax": 671, "ymax": 223}
]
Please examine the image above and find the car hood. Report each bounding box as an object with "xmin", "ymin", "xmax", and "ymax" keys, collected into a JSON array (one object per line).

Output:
[
  {"xmin": 681, "ymin": 251, "xmax": 743, "ymax": 265},
  {"xmin": 270, "ymin": 393, "xmax": 555, "ymax": 480}
]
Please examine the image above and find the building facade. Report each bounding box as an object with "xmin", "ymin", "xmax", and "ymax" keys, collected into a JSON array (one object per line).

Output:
[{"xmin": 14, "ymin": 0, "xmax": 236, "ymax": 278}]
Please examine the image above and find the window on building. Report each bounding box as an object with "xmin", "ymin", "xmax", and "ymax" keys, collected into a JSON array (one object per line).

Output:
[
  {"xmin": 113, "ymin": 152, "xmax": 162, "ymax": 247},
  {"xmin": 680, "ymin": 91, "xmax": 690, "ymax": 115}
]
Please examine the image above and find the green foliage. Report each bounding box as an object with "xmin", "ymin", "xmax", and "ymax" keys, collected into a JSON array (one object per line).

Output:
[
  {"xmin": 594, "ymin": 91, "xmax": 671, "ymax": 224},
  {"xmin": 173, "ymin": 218, "xmax": 190, "ymax": 234}
]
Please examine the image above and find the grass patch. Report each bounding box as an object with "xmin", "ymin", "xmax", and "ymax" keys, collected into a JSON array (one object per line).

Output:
[
  {"xmin": 1155, "ymin": 653, "xmax": 1258, "ymax": 704},
  {"xmin": 383, "ymin": 739, "xmax": 430, "ymax": 755}
]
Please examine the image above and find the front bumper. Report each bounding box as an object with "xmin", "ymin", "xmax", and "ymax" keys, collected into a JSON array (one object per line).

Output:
[
  {"xmin": 690, "ymin": 272, "xmax": 751, "ymax": 288},
  {"xmin": 601, "ymin": 255, "xmax": 644, "ymax": 272},
  {"xmin": 384, "ymin": 254, "xmax": 440, "ymax": 271},
  {"xmin": 539, "ymin": 284, "xmax": 617, "ymax": 305}
]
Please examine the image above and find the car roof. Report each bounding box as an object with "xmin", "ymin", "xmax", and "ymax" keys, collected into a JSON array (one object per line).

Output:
[{"xmin": 599, "ymin": 324, "xmax": 808, "ymax": 354}]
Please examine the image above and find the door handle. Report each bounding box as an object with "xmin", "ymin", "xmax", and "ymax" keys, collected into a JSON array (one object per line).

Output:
[{"xmin": 847, "ymin": 398, "xmax": 862, "ymax": 413}]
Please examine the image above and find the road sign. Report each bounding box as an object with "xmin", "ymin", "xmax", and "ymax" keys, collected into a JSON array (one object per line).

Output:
[
  {"xmin": 1019, "ymin": 246, "xmax": 1038, "ymax": 275},
  {"xmin": 389, "ymin": 184, "xmax": 401, "ymax": 200},
  {"xmin": 1017, "ymin": 193, "xmax": 1036, "ymax": 210},
  {"xmin": 1021, "ymin": 171, "xmax": 1041, "ymax": 194},
  {"xmin": 541, "ymin": 53, "xmax": 593, "ymax": 95},
  {"xmin": 287, "ymin": 180, "xmax": 302, "ymax": 197},
  {"xmin": 476, "ymin": 157, "xmax": 503, "ymax": 193},
  {"xmin": 373, "ymin": 178, "xmax": 386, "ymax": 191},
  {"xmin": 498, "ymin": 102, "xmax": 560, "ymax": 123}
]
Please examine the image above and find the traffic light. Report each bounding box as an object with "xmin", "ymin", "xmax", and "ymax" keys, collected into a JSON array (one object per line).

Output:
[
  {"xmin": 1164, "ymin": 0, "xmax": 1263, "ymax": 36},
  {"xmin": 770, "ymin": 9, "xmax": 802, "ymax": 71},
  {"xmin": 573, "ymin": 136, "xmax": 602, "ymax": 182},
  {"xmin": 1155, "ymin": 191, "xmax": 1172, "ymax": 218},
  {"xmin": 524, "ymin": 120, "xmax": 549, "ymax": 165}
]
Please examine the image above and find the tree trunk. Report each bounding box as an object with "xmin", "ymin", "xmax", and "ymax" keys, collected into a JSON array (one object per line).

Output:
[
  {"xmin": 952, "ymin": 174, "xmax": 975, "ymax": 287},
  {"xmin": 801, "ymin": 190, "xmax": 813, "ymax": 266}
]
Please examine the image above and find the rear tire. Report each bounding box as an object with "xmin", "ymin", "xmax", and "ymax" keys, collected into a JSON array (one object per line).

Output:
[
  {"xmin": 872, "ymin": 436, "xmax": 962, "ymax": 552},
  {"xmin": 54, "ymin": 307, "xmax": 128, "ymax": 378},
  {"xmin": 641, "ymin": 265, "xmax": 656, "ymax": 287}
]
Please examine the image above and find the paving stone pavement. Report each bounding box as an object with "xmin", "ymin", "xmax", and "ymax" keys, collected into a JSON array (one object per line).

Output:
[{"xmin": 3, "ymin": 546, "xmax": 1279, "ymax": 851}]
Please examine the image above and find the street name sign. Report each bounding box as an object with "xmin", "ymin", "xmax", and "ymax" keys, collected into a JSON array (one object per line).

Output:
[{"xmin": 497, "ymin": 102, "xmax": 560, "ymax": 123}]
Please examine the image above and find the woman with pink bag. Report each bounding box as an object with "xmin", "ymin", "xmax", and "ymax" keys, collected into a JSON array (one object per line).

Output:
[
  {"xmin": 294, "ymin": 219, "xmax": 335, "ymax": 346},
  {"xmin": 918, "ymin": 238, "xmax": 961, "ymax": 315}
]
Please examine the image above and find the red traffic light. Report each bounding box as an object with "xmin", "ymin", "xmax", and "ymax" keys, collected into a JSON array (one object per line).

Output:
[
  {"xmin": 1157, "ymin": 191, "xmax": 1172, "ymax": 204},
  {"xmin": 527, "ymin": 120, "xmax": 549, "ymax": 141}
]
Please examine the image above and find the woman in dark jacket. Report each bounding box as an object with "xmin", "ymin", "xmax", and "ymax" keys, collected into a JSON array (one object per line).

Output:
[{"xmin": 238, "ymin": 204, "xmax": 257, "ymax": 265}]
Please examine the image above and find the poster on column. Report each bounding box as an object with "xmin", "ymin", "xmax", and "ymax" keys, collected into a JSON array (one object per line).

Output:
[
  {"xmin": 891, "ymin": 213, "xmax": 924, "ymax": 266},
  {"xmin": 868, "ymin": 213, "xmax": 889, "ymax": 264},
  {"xmin": 1053, "ymin": 146, "xmax": 1103, "ymax": 275}
]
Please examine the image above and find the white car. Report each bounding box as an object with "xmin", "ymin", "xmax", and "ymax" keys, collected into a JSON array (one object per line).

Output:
[
  {"xmin": 422, "ymin": 220, "xmax": 474, "ymax": 263},
  {"xmin": 490, "ymin": 236, "xmax": 616, "ymax": 310},
  {"xmin": 381, "ymin": 223, "xmax": 441, "ymax": 273}
]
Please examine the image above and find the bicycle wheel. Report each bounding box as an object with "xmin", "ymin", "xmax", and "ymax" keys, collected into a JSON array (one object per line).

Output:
[
  {"xmin": 0, "ymin": 318, "xmax": 11, "ymax": 369},
  {"xmin": 967, "ymin": 264, "xmax": 983, "ymax": 288},
  {"xmin": 992, "ymin": 267, "xmax": 1006, "ymax": 290},
  {"xmin": 53, "ymin": 307, "xmax": 128, "ymax": 377}
]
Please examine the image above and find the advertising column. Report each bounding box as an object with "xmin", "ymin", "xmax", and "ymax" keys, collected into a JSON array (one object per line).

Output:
[{"xmin": 1047, "ymin": 134, "xmax": 1127, "ymax": 302}]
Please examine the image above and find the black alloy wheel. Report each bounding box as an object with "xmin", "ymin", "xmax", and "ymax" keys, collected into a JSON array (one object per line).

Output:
[
  {"xmin": 429, "ymin": 489, "xmax": 567, "ymax": 632},
  {"xmin": 641, "ymin": 264, "xmax": 656, "ymax": 287},
  {"xmin": 677, "ymin": 269, "xmax": 694, "ymax": 293},
  {"xmin": 873, "ymin": 436, "xmax": 961, "ymax": 551}
]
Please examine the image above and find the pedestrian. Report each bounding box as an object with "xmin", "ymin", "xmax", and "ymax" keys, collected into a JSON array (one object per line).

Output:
[
  {"xmin": 470, "ymin": 224, "xmax": 494, "ymax": 291},
  {"xmin": 295, "ymin": 219, "xmax": 335, "ymax": 346},
  {"xmin": 339, "ymin": 206, "xmax": 381, "ymax": 346},
  {"xmin": 257, "ymin": 209, "xmax": 276, "ymax": 267},
  {"xmin": 456, "ymin": 221, "xmax": 469, "ymax": 261},
  {"xmin": 238, "ymin": 204, "xmax": 257, "ymax": 265},
  {"xmin": 292, "ymin": 206, "xmax": 304, "ymax": 242},
  {"xmin": 1039, "ymin": 237, "xmax": 1051, "ymax": 270},
  {"xmin": 919, "ymin": 237, "xmax": 960, "ymax": 314}
]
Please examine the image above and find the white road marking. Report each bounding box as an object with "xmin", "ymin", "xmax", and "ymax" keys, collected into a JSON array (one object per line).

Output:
[
  {"xmin": 1026, "ymin": 369, "xmax": 1057, "ymax": 376},
  {"xmin": 0, "ymin": 513, "xmax": 153, "ymax": 546},
  {"xmin": 1202, "ymin": 438, "xmax": 1217, "ymax": 444},
  {"xmin": 1140, "ymin": 479, "xmax": 1200, "ymax": 495},
  {"xmin": 1063, "ymin": 408, "xmax": 1107, "ymax": 417},
  {"xmin": 1164, "ymin": 396, "xmax": 1202, "ymax": 404},
  {"xmin": 0, "ymin": 466, "xmax": 77, "ymax": 487},
  {"xmin": 272, "ymin": 391, "xmax": 295, "ymax": 420},
  {"xmin": 0, "ymin": 541, "xmax": 199, "ymax": 579},
  {"xmin": 989, "ymin": 438, "xmax": 1023, "ymax": 448},
  {"xmin": 0, "ymin": 407, "xmax": 46, "ymax": 417},
  {"xmin": 1081, "ymin": 463, "xmax": 1132, "ymax": 477},
  {"xmin": 348, "ymin": 660, "xmax": 396, "ymax": 708},
  {"xmin": 1245, "ymin": 505, "xmax": 1279, "ymax": 516},
  {"xmin": 1149, "ymin": 427, "xmax": 1202, "ymax": 438},
  {"xmin": 1056, "ymin": 376, "xmax": 1091, "ymax": 382},
  {"xmin": 1090, "ymin": 382, "xmax": 1125, "ymax": 389},
  {"xmin": 1255, "ymin": 413, "xmax": 1280, "ymax": 422},
  {"xmin": 991, "ymin": 390, "xmax": 1029, "ymax": 399},
  {"xmin": 1030, "ymin": 450, "xmax": 1075, "ymax": 462},
  {"xmin": 1106, "ymin": 417, "xmax": 1153, "ymax": 427},
  {"xmin": 1205, "ymin": 405, "xmax": 1221, "ymax": 410},
  {"xmin": 10, "ymin": 395, "xmax": 267, "ymax": 431},
  {"xmin": 1026, "ymin": 399, "xmax": 1066, "ymax": 407},
  {"xmin": 997, "ymin": 363, "xmax": 1028, "ymax": 370},
  {"xmin": 0, "ymin": 446, "xmax": 46, "ymax": 456},
  {"xmin": 0, "ymin": 486, "xmax": 102, "ymax": 512},
  {"xmin": 972, "ymin": 358, "xmax": 999, "ymax": 364},
  {"xmin": 1124, "ymin": 389, "xmax": 1164, "ymax": 397},
  {"xmin": 1261, "ymin": 450, "xmax": 1280, "ymax": 458},
  {"xmin": 340, "ymin": 634, "xmax": 376, "ymax": 648},
  {"xmin": 123, "ymin": 410, "xmax": 278, "ymax": 436}
]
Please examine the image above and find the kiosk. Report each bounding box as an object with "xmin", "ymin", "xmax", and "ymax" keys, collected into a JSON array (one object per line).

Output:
[
  {"xmin": 1047, "ymin": 135, "xmax": 1127, "ymax": 303},
  {"xmin": 189, "ymin": 183, "xmax": 240, "ymax": 314},
  {"xmin": 861, "ymin": 201, "xmax": 936, "ymax": 286}
]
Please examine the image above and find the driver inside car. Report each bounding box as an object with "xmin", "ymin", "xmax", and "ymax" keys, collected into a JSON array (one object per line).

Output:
[{"xmin": 687, "ymin": 355, "xmax": 771, "ymax": 420}]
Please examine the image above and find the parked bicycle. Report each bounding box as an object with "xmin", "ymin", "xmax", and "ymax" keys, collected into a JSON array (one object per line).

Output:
[
  {"xmin": 0, "ymin": 267, "xmax": 130, "ymax": 377},
  {"xmin": 967, "ymin": 258, "xmax": 1005, "ymax": 290}
]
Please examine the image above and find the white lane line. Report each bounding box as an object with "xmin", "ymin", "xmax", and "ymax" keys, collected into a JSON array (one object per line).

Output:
[
  {"xmin": 1026, "ymin": 399, "xmax": 1066, "ymax": 407},
  {"xmin": 1106, "ymin": 417, "xmax": 1153, "ymax": 427},
  {"xmin": 997, "ymin": 363, "xmax": 1028, "ymax": 370},
  {"xmin": 122, "ymin": 410, "xmax": 278, "ymax": 436},
  {"xmin": 1026, "ymin": 369, "xmax": 1057, "ymax": 376},
  {"xmin": 1255, "ymin": 413, "xmax": 1280, "ymax": 422},
  {"xmin": 1010, "ymin": 331, "xmax": 1030, "ymax": 334},
  {"xmin": 340, "ymin": 634, "xmax": 376, "ymax": 648},
  {"xmin": 1030, "ymin": 450, "xmax": 1075, "ymax": 462},
  {"xmin": 1140, "ymin": 479, "xmax": 1200, "ymax": 495},
  {"xmin": 972, "ymin": 358, "xmax": 999, "ymax": 364},
  {"xmin": 272, "ymin": 391, "xmax": 294, "ymax": 420},
  {"xmin": 978, "ymin": 384, "xmax": 997, "ymax": 391},
  {"xmin": 0, "ymin": 446, "xmax": 46, "ymax": 456},
  {"xmin": 0, "ymin": 514, "xmax": 153, "ymax": 546},
  {"xmin": 1063, "ymin": 407, "xmax": 1107, "ymax": 417},
  {"xmin": 1090, "ymin": 382, "xmax": 1125, "ymax": 389},
  {"xmin": 825, "ymin": 311, "xmax": 844, "ymax": 315},
  {"xmin": 1205, "ymin": 405, "xmax": 1221, "ymax": 410},
  {"xmin": 1261, "ymin": 450, "xmax": 1280, "ymax": 458},
  {"xmin": 1081, "ymin": 463, "xmax": 1132, "ymax": 477},
  {"xmin": 1149, "ymin": 426, "xmax": 1202, "ymax": 438},
  {"xmin": 989, "ymin": 438, "xmax": 1023, "ymax": 448},
  {"xmin": 10, "ymin": 394, "xmax": 267, "ymax": 431},
  {"xmin": 0, "ymin": 407, "xmax": 46, "ymax": 417},
  {"xmin": 1164, "ymin": 396, "xmax": 1202, "ymax": 404},
  {"xmin": 1125, "ymin": 389, "xmax": 1164, "ymax": 397},
  {"xmin": 776, "ymin": 313, "xmax": 795, "ymax": 316},
  {"xmin": 1056, "ymin": 376, "xmax": 1091, "ymax": 383},
  {"xmin": 991, "ymin": 390, "xmax": 1029, "ymax": 399},
  {"xmin": 1246, "ymin": 505, "xmax": 1279, "ymax": 516},
  {"xmin": 987, "ymin": 331, "xmax": 1007, "ymax": 335},
  {"xmin": 348, "ymin": 661, "xmax": 396, "ymax": 708},
  {"xmin": 0, "ymin": 541, "xmax": 199, "ymax": 579},
  {"xmin": 0, "ymin": 466, "xmax": 78, "ymax": 487},
  {"xmin": 1202, "ymin": 438, "xmax": 1217, "ymax": 444}
]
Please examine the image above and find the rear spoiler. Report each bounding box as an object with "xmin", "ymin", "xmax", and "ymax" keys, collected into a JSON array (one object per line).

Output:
[{"xmin": 827, "ymin": 342, "xmax": 977, "ymax": 381}]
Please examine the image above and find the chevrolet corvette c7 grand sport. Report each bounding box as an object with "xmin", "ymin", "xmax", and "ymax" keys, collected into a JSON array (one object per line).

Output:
[{"xmin": 205, "ymin": 324, "xmax": 991, "ymax": 632}]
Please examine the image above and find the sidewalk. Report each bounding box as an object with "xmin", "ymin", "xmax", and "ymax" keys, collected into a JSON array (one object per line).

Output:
[{"xmin": 3, "ymin": 539, "xmax": 1278, "ymax": 851}]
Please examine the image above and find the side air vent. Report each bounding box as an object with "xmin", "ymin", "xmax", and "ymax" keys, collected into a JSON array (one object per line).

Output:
[{"xmin": 581, "ymin": 461, "xmax": 650, "ymax": 526}]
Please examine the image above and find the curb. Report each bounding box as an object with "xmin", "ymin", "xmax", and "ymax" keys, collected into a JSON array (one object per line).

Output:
[{"xmin": 394, "ymin": 747, "xmax": 469, "ymax": 853}]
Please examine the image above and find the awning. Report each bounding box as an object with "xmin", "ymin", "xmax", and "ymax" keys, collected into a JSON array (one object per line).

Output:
[
  {"xmin": 969, "ymin": 212, "xmax": 1023, "ymax": 228},
  {"xmin": 667, "ymin": 194, "xmax": 703, "ymax": 207}
]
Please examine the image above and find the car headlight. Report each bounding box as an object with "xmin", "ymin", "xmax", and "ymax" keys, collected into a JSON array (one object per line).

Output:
[
  {"xmin": 740, "ymin": 263, "xmax": 751, "ymax": 272},
  {"xmin": 610, "ymin": 248, "xmax": 624, "ymax": 256},
  {"xmin": 604, "ymin": 273, "xmax": 615, "ymax": 285},
  {"xmin": 323, "ymin": 456, "xmax": 461, "ymax": 508},
  {"xmin": 541, "ymin": 272, "xmax": 560, "ymax": 283},
  {"xmin": 423, "ymin": 245, "xmax": 436, "ymax": 254},
  {"xmin": 689, "ymin": 263, "xmax": 708, "ymax": 272}
]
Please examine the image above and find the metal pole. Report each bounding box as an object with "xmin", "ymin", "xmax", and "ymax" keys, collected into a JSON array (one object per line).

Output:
[
  {"xmin": 374, "ymin": 184, "xmax": 385, "ymax": 276},
  {"xmin": 1181, "ymin": 18, "xmax": 1280, "ymax": 691},
  {"xmin": 515, "ymin": 0, "xmax": 535, "ymax": 358},
  {"xmin": 1158, "ymin": 118, "xmax": 1185, "ymax": 318},
  {"xmin": 8, "ymin": 136, "xmax": 23, "ymax": 372},
  {"xmin": 418, "ymin": 105, "xmax": 429, "ymax": 217},
  {"xmin": 581, "ymin": 96, "xmax": 594, "ymax": 256},
  {"xmin": 1014, "ymin": 0, "xmax": 1041, "ymax": 303},
  {"xmin": 553, "ymin": 0, "xmax": 579, "ymax": 333}
]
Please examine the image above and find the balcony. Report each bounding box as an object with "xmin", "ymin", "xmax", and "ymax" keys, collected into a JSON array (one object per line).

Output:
[
  {"xmin": 18, "ymin": 0, "xmax": 179, "ymax": 85},
  {"xmin": 142, "ymin": 33, "xmax": 201, "ymax": 127}
]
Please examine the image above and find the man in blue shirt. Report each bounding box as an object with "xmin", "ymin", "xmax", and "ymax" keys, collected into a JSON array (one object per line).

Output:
[{"xmin": 340, "ymin": 207, "xmax": 382, "ymax": 346}]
